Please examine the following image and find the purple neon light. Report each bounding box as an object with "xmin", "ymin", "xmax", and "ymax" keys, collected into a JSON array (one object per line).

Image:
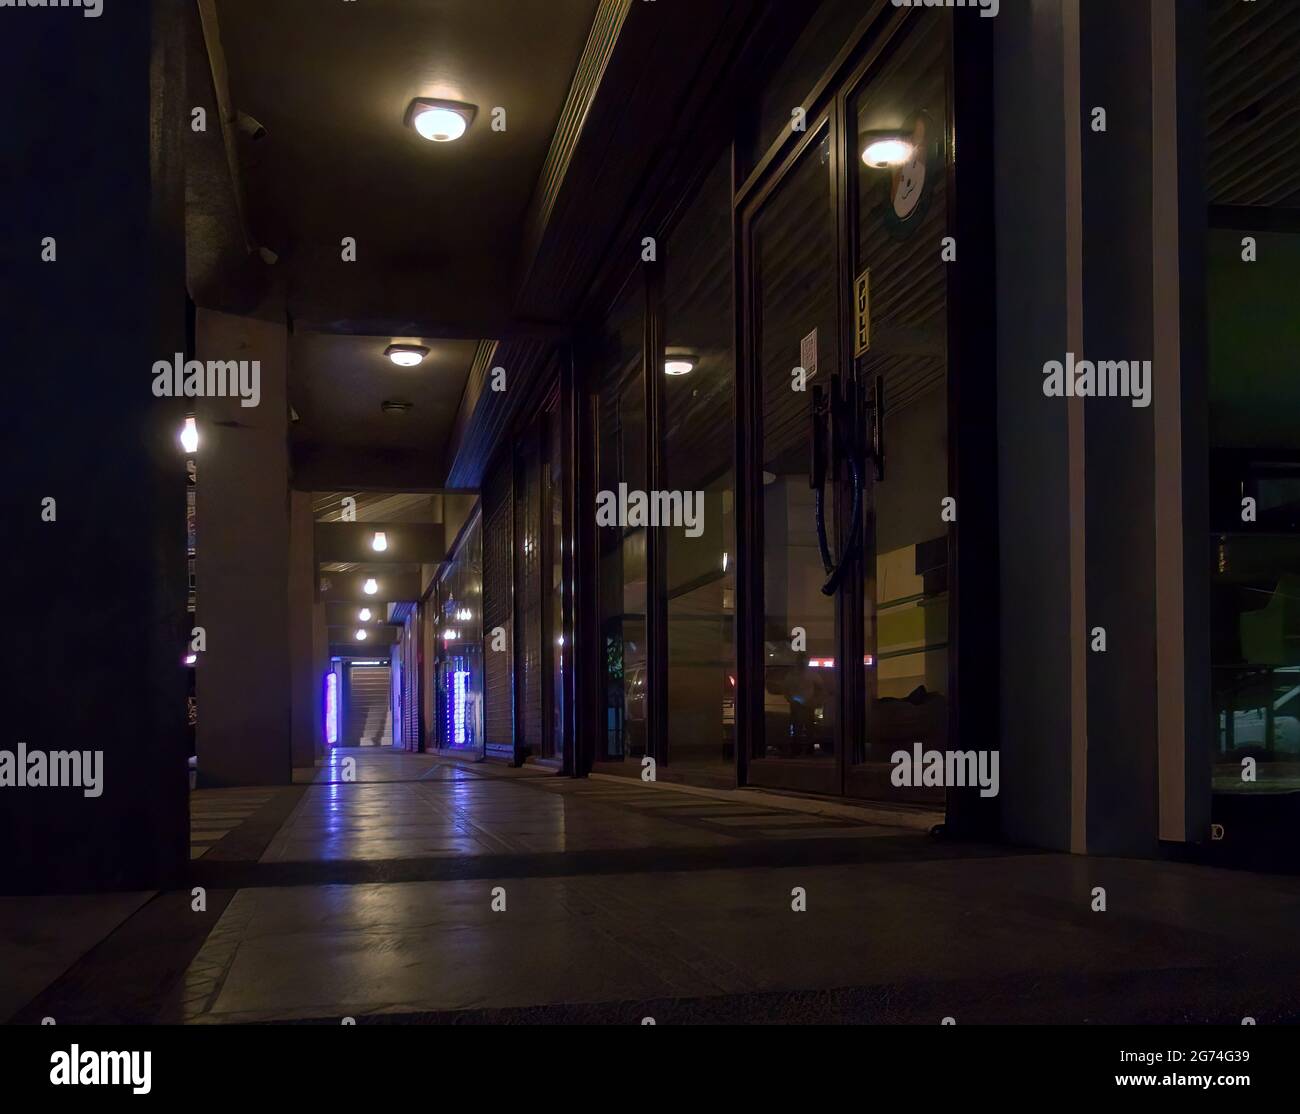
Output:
[
  {"xmin": 453, "ymin": 670, "xmax": 469, "ymax": 745},
  {"xmin": 325, "ymin": 672, "xmax": 338, "ymax": 745}
]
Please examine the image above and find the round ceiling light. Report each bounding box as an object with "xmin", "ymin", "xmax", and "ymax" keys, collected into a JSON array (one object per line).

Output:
[
  {"xmin": 363, "ymin": 578, "xmax": 379, "ymax": 595},
  {"xmin": 407, "ymin": 99, "xmax": 477, "ymax": 143},
  {"xmin": 359, "ymin": 608, "xmax": 372, "ymax": 622},
  {"xmin": 385, "ymin": 344, "xmax": 429, "ymax": 367},
  {"xmin": 355, "ymin": 629, "xmax": 368, "ymax": 641},
  {"xmin": 664, "ymin": 347, "xmax": 698, "ymax": 377}
]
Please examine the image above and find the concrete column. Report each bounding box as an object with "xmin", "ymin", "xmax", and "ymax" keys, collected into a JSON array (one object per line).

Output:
[
  {"xmin": 0, "ymin": 2, "xmax": 190, "ymax": 892},
  {"xmin": 194, "ymin": 309, "xmax": 292, "ymax": 786},
  {"xmin": 312, "ymin": 598, "xmax": 330, "ymax": 752},
  {"xmin": 994, "ymin": 0, "xmax": 1085, "ymax": 852},
  {"xmin": 995, "ymin": 0, "xmax": 1210, "ymax": 855}
]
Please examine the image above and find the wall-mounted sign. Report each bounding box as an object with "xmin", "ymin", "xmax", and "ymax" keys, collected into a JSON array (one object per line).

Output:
[
  {"xmin": 853, "ymin": 268, "xmax": 871, "ymax": 358},
  {"xmin": 800, "ymin": 328, "xmax": 818, "ymax": 381}
]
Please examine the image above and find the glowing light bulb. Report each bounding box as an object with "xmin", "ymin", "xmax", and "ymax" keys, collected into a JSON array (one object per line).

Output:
[
  {"xmin": 363, "ymin": 578, "xmax": 379, "ymax": 595},
  {"xmin": 413, "ymin": 105, "xmax": 468, "ymax": 142},
  {"xmin": 355, "ymin": 629, "xmax": 368, "ymax": 641},
  {"xmin": 861, "ymin": 138, "xmax": 915, "ymax": 168},
  {"xmin": 359, "ymin": 609, "xmax": 372, "ymax": 622},
  {"xmin": 180, "ymin": 416, "xmax": 199, "ymax": 453},
  {"xmin": 371, "ymin": 531, "xmax": 388, "ymax": 552}
]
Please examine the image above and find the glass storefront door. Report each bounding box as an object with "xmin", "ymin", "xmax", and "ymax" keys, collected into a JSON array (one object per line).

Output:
[
  {"xmin": 743, "ymin": 122, "xmax": 844, "ymax": 795},
  {"xmin": 739, "ymin": 13, "xmax": 952, "ymax": 802},
  {"xmin": 845, "ymin": 13, "xmax": 950, "ymax": 806}
]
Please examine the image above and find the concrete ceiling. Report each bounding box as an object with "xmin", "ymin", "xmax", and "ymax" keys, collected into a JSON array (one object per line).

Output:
[
  {"xmin": 195, "ymin": 0, "xmax": 601, "ymax": 490},
  {"xmin": 313, "ymin": 491, "xmax": 447, "ymax": 523},
  {"xmin": 1208, "ymin": 0, "xmax": 1300, "ymax": 207},
  {"xmin": 289, "ymin": 332, "xmax": 475, "ymax": 479},
  {"xmin": 210, "ymin": 0, "xmax": 600, "ymax": 334}
]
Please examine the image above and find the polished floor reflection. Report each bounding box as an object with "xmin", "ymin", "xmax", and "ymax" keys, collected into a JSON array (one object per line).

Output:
[
  {"xmin": 9, "ymin": 747, "xmax": 1300, "ymax": 1025},
  {"xmin": 264, "ymin": 748, "xmax": 908, "ymax": 863}
]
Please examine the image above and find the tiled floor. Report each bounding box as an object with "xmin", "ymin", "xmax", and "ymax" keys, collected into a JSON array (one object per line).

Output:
[
  {"xmin": 18, "ymin": 747, "xmax": 1300, "ymax": 1024},
  {"xmin": 258, "ymin": 750, "xmax": 906, "ymax": 864},
  {"xmin": 189, "ymin": 788, "xmax": 278, "ymax": 859},
  {"xmin": 0, "ymin": 892, "xmax": 154, "ymax": 1023}
]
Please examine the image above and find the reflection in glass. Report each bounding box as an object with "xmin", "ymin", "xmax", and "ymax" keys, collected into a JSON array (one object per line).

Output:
[
  {"xmin": 434, "ymin": 512, "xmax": 483, "ymax": 753},
  {"xmin": 1212, "ymin": 538, "xmax": 1300, "ymax": 790},
  {"xmin": 548, "ymin": 401, "xmax": 565, "ymax": 759},
  {"xmin": 597, "ymin": 281, "xmax": 647, "ymax": 761},
  {"xmin": 754, "ymin": 129, "xmax": 838, "ymax": 761},
  {"xmin": 664, "ymin": 150, "xmax": 736, "ymax": 782},
  {"xmin": 1208, "ymin": 228, "xmax": 1300, "ymax": 794},
  {"xmin": 853, "ymin": 18, "xmax": 950, "ymax": 803}
]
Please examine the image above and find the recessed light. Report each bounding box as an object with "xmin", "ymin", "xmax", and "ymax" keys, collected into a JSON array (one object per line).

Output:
[
  {"xmin": 382, "ymin": 400, "xmax": 414, "ymax": 414},
  {"xmin": 665, "ymin": 358, "xmax": 695, "ymax": 376},
  {"xmin": 861, "ymin": 132, "xmax": 915, "ymax": 168},
  {"xmin": 385, "ymin": 344, "xmax": 429, "ymax": 367},
  {"xmin": 406, "ymin": 98, "xmax": 477, "ymax": 143}
]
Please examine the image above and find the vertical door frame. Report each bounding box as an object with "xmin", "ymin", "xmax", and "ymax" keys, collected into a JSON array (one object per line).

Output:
[
  {"xmin": 734, "ymin": 3, "xmax": 1000, "ymax": 801},
  {"xmin": 643, "ymin": 260, "xmax": 669, "ymax": 771},
  {"xmin": 736, "ymin": 109, "xmax": 842, "ymax": 797},
  {"xmin": 559, "ymin": 342, "xmax": 582, "ymax": 775},
  {"xmin": 537, "ymin": 380, "xmax": 563, "ymax": 765},
  {"xmin": 570, "ymin": 333, "xmax": 602, "ymax": 777}
]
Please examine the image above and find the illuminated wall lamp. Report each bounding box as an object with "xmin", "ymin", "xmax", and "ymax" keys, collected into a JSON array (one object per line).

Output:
[
  {"xmin": 860, "ymin": 130, "xmax": 915, "ymax": 168},
  {"xmin": 664, "ymin": 347, "xmax": 697, "ymax": 377}
]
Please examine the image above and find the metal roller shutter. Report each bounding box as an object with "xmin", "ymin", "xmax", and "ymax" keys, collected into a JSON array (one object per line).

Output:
[{"xmin": 345, "ymin": 664, "xmax": 392, "ymax": 746}]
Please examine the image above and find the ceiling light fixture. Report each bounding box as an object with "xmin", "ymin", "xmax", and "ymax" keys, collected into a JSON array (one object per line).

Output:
[
  {"xmin": 363, "ymin": 578, "xmax": 379, "ymax": 595},
  {"xmin": 860, "ymin": 131, "xmax": 915, "ymax": 168},
  {"xmin": 384, "ymin": 344, "xmax": 429, "ymax": 367},
  {"xmin": 355, "ymin": 629, "xmax": 368, "ymax": 641},
  {"xmin": 371, "ymin": 531, "xmax": 388, "ymax": 552},
  {"xmin": 664, "ymin": 347, "xmax": 697, "ymax": 377},
  {"xmin": 406, "ymin": 98, "xmax": 477, "ymax": 143},
  {"xmin": 180, "ymin": 416, "xmax": 199, "ymax": 453},
  {"xmin": 359, "ymin": 608, "xmax": 372, "ymax": 622},
  {"xmin": 382, "ymin": 400, "xmax": 414, "ymax": 414}
]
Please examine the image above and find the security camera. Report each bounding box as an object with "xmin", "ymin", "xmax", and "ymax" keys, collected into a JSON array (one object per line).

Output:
[{"xmin": 236, "ymin": 111, "xmax": 267, "ymax": 140}]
